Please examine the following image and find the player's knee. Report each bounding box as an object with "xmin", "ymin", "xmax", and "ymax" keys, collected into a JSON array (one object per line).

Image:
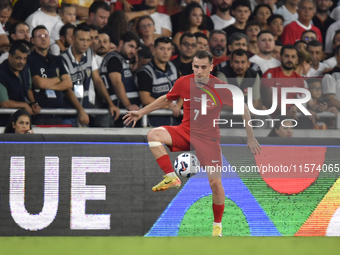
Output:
[
  {"xmin": 209, "ymin": 179, "xmax": 223, "ymax": 194},
  {"xmin": 147, "ymin": 128, "xmax": 162, "ymax": 142}
]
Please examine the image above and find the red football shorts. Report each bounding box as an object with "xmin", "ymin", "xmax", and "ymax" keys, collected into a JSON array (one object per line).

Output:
[{"xmin": 163, "ymin": 125, "xmax": 222, "ymax": 168}]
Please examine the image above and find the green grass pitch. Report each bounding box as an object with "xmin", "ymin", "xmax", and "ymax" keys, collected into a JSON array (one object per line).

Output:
[{"xmin": 1, "ymin": 237, "xmax": 340, "ymax": 255}]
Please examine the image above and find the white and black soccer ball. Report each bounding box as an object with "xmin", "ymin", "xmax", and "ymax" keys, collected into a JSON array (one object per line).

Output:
[{"xmin": 174, "ymin": 153, "xmax": 200, "ymax": 178}]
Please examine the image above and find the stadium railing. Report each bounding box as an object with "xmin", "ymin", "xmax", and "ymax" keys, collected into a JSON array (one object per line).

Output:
[{"xmin": 0, "ymin": 109, "xmax": 338, "ymax": 128}]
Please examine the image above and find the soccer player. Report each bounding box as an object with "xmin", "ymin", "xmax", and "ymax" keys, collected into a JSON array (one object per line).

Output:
[{"xmin": 123, "ymin": 50, "xmax": 261, "ymax": 237}]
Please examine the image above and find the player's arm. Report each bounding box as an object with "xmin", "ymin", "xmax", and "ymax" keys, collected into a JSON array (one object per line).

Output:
[
  {"xmin": 64, "ymin": 88, "xmax": 90, "ymax": 125},
  {"xmin": 242, "ymin": 103, "xmax": 261, "ymax": 155}
]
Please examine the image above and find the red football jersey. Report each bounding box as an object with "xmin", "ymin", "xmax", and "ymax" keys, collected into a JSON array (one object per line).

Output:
[{"xmin": 166, "ymin": 73, "xmax": 233, "ymax": 139}]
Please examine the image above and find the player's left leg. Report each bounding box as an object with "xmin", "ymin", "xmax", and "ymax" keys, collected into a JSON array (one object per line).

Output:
[{"xmin": 193, "ymin": 137, "xmax": 224, "ymax": 236}]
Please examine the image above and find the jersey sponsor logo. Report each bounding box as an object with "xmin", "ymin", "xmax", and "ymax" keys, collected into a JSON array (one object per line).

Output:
[
  {"xmin": 184, "ymin": 98, "xmax": 191, "ymax": 101},
  {"xmin": 152, "ymin": 85, "xmax": 170, "ymax": 93},
  {"xmin": 211, "ymin": 160, "xmax": 220, "ymax": 163}
]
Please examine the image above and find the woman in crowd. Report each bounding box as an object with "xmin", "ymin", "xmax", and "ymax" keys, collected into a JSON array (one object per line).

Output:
[
  {"xmin": 253, "ymin": 4, "xmax": 273, "ymax": 30},
  {"xmin": 294, "ymin": 50, "xmax": 313, "ymax": 77},
  {"xmin": 173, "ymin": 2, "xmax": 209, "ymax": 47},
  {"xmin": 268, "ymin": 116, "xmax": 294, "ymax": 137},
  {"xmin": 137, "ymin": 15, "xmax": 156, "ymax": 51},
  {"xmin": 4, "ymin": 109, "xmax": 33, "ymax": 134}
]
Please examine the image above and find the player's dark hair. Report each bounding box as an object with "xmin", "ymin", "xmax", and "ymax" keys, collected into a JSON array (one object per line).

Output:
[
  {"xmin": 307, "ymin": 40, "xmax": 323, "ymax": 50},
  {"xmin": 77, "ymin": 23, "xmax": 98, "ymax": 32},
  {"xmin": 9, "ymin": 40, "xmax": 29, "ymax": 55},
  {"xmin": 89, "ymin": 1, "xmax": 110, "ymax": 15},
  {"xmin": 193, "ymin": 50, "xmax": 213, "ymax": 64},
  {"xmin": 179, "ymin": 2, "xmax": 206, "ymax": 31},
  {"xmin": 154, "ymin": 36, "xmax": 172, "ymax": 48},
  {"xmin": 4, "ymin": 109, "xmax": 32, "ymax": 134},
  {"xmin": 31, "ymin": 25, "xmax": 48, "ymax": 38},
  {"xmin": 301, "ymin": 29, "xmax": 317, "ymax": 39},
  {"xmin": 180, "ymin": 33, "xmax": 196, "ymax": 45},
  {"xmin": 120, "ymin": 31, "xmax": 140, "ymax": 48},
  {"xmin": 194, "ymin": 32, "xmax": 208, "ymax": 41},
  {"xmin": 231, "ymin": 49, "xmax": 249, "ymax": 60},
  {"xmin": 60, "ymin": 3, "xmax": 75, "ymax": 13},
  {"xmin": 232, "ymin": 0, "xmax": 251, "ymax": 11},
  {"xmin": 267, "ymin": 14, "xmax": 284, "ymax": 25},
  {"xmin": 280, "ymin": 44, "xmax": 298, "ymax": 56},
  {"xmin": 60, "ymin": 23, "xmax": 76, "ymax": 38},
  {"xmin": 294, "ymin": 40, "xmax": 307, "ymax": 47},
  {"xmin": 229, "ymin": 32, "xmax": 249, "ymax": 45},
  {"xmin": 73, "ymin": 25, "xmax": 91, "ymax": 37},
  {"xmin": 256, "ymin": 30, "xmax": 274, "ymax": 39},
  {"xmin": 267, "ymin": 116, "xmax": 293, "ymax": 137},
  {"xmin": 136, "ymin": 15, "xmax": 154, "ymax": 33}
]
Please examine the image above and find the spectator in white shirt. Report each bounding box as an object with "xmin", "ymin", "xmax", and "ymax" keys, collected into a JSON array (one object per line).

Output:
[
  {"xmin": 249, "ymin": 30, "xmax": 280, "ymax": 76},
  {"xmin": 323, "ymin": 29, "xmax": 340, "ymax": 68},
  {"xmin": 144, "ymin": 0, "xmax": 172, "ymax": 37},
  {"xmin": 25, "ymin": 0, "xmax": 60, "ymax": 35},
  {"xmin": 211, "ymin": 0, "xmax": 235, "ymax": 30},
  {"xmin": 274, "ymin": 0, "xmax": 299, "ymax": 26},
  {"xmin": 306, "ymin": 40, "xmax": 327, "ymax": 77}
]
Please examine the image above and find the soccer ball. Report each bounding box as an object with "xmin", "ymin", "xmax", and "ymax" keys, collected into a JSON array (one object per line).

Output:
[{"xmin": 174, "ymin": 153, "xmax": 200, "ymax": 178}]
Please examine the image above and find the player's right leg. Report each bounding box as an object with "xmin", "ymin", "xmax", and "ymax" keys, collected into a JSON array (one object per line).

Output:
[{"xmin": 147, "ymin": 127, "xmax": 181, "ymax": 192}]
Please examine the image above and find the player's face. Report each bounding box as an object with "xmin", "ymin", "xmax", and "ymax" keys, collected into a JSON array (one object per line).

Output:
[
  {"xmin": 189, "ymin": 8, "xmax": 203, "ymax": 27},
  {"xmin": 92, "ymin": 8, "xmax": 110, "ymax": 28},
  {"xmin": 121, "ymin": 40, "xmax": 137, "ymax": 61},
  {"xmin": 254, "ymin": 6, "xmax": 271, "ymax": 26},
  {"xmin": 333, "ymin": 33, "xmax": 340, "ymax": 48},
  {"xmin": 295, "ymin": 42, "xmax": 307, "ymax": 52},
  {"xmin": 197, "ymin": 37, "xmax": 209, "ymax": 51},
  {"xmin": 246, "ymin": 25, "xmax": 260, "ymax": 43},
  {"xmin": 154, "ymin": 42, "xmax": 172, "ymax": 63},
  {"xmin": 32, "ymin": 28, "xmax": 50, "ymax": 50},
  {"xmin": 61, "ymin": 7, "xmax": 76, "ymax": 24},
  {"xmin": 275, "ymin": 121, "xmax": 293, "ymax": 137},
  {"xmin": 281, "ymin": 48, "xmax": 298, "ymax": 71},
  {"xmin": 12, "ymin": 24, "xmax": 30, "ymax": 42},
  {"xmin": 229, "ymin": 38, "xmax": 248, "ymax": 52},
  {"xmin": 230, "ymin": 54, "xmax": 250, "ymax": 76},
  {"xmin": 297, "ymin": 1, "xmax": 315, "ymax": 22},
  {"xmin": 232, "ymin": 6, "xmax": 251, "ymax": 23},
  {"xmin": 12, "ymin": 115, "xmax": 31, "ymax": 134},
  {"xmin": 269, "ymin": 18, "xmax": 283, "ymax": 37},
  {"xmin": 307, "ymin": 45, "xmax": 322, "ymax": 66},
  {"xmin": 192, "ymin": 57, "xmax": 213, "ymax": 81},
  {"xmin": 0, "ymin": 7, "xmax": 11, "ymax": 24},
  {"xmin": 89, "ymin": 29, "xmax": 99, "ymax": 51}
]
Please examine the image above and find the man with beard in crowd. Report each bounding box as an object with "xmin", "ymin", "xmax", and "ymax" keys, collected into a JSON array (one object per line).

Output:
[
  {"xmin": 99, "ymin": 31, "xmax": 141, "ymax": 127},
  {"xmin": 95, "ymin": 32, "xmax": 111, "ymax": 67},
  {"xmin": 261, "ymin": 44, "xmax": 306, "ymax": 119},
  {"xmin": 171, "ymin": 33, "xmax": 197, "ymax": 76},
  {"xmin": 209, "ymin": 30, "xmax": 228, "ymax": 67},
  {"xmin": 211, "ymin": 0, "xmax": 235, "ymax": 30},
  {"xmin": 50, "ymin": 23, "xmax": 75, "ymax": 56}
]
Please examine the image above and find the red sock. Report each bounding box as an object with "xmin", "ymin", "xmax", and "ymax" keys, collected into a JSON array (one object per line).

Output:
[
  {"xmin": 213, "ymin": 203, "xmax": 225, "ymax": 223},
  {"xmin": 156, "ymin": 155, "xmax": 174, "ymax": 175}
]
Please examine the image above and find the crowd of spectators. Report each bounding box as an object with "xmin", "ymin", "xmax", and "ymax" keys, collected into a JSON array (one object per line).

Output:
[{"xmin": 1, "ymin": 0, "xmax": 340, "ymax": 131}]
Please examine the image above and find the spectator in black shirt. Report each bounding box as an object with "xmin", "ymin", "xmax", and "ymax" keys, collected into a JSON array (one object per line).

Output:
[
  {"xmin": 28, "ymin": 25, "xmax": 72, "ymax": 125},
  {"xmin": 313, "ymin": 0, "xmax": 335, "ymax": 49},
  {"xmin": 9, "ymin": 0, "xmax": 40, "ymax": 25},
  {"xmin": 171, "ymin": 33, "xmax": 197, "ymax": 76}
]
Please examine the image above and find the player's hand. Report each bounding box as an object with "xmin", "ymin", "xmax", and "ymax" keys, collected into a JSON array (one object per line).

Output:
[
  {"xmin": 109, "ymin": 105, "xmax": 120, "ymax": 120},
  {"xmin": 247, "ymin": 137, "xmax": 261, "ymax": 155},
  {"xmin": 328, "ymin": 106, "xmax": 338, "ymax": 115},
  {"xmin": 126, "ymin": 104, "xmax": 140, "ymax": 111},
  {"xmin": 31, "ymin": 104, "xmax": 41, "ymax": 115},
  {"xmin": 123, "ymin": 110, "xmax": 142, "ymax": 128},
  {"xmin": 78, "ymin": 110, "xmax": 90, "ymax": 125},
  {"xmin": 170, "ymin": 103, "xmax": 181, "ymax": 117},
  {"xmin": 316, "ymin": 102, "xmax": 328, "ymax": 113}
]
